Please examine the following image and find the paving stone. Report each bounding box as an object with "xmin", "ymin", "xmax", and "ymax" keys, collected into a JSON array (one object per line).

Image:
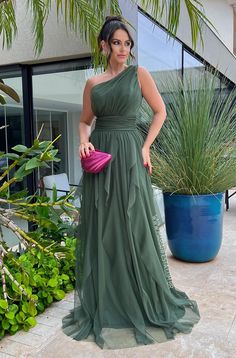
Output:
[
  {"xmin": 0, "ymin": 339, "xmax": 32, "ymax": 357},
  {"xmin": 27, "ymin": 323, "xmax": 58, "ymax": 337},
  {"xmin": 6, "ymin": 331, "xmax": 48, "ymax": 348},
  {"xmin": 43, "ymin": 306, "xmax": 71, "ymax": 319},
  {"xmin": 36, "ymin": 314, "xmax": 62, "ymax": 327},
  {"xmin": 0, "ymin": 353, "xmax": 15, "ymax": 358},
  {"xmin": 63, "ymin": 292, "xmax": 74, "ymax": 302},
  {"xmin": 50, "ymin": 300, "xmax": 74, "ymax": 311}
]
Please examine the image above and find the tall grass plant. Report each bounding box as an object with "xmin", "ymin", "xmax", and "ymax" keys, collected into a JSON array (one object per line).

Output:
[{"xmin": 141, "ymin": 73, "xmax": 236, "ymax": 195}]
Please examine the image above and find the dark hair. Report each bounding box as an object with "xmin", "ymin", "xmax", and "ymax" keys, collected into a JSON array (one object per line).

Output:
[{"xmin": 97, "ymin": 15, "xmax": 135, "ymax": 63}]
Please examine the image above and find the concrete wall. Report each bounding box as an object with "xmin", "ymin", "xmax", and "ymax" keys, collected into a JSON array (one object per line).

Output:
[
  {"xmin": 0, "ymin": 0, "xmax": 90, "ymax": 66},
  {"xmin": 0, "ymin": 0, "xmax": 138, "ymax": 67},
  {"xmin": 202, "ymin": 0, "xmax": 234, "ymax": 52},
  {"xmin": 168, "ymin": 0, "xmax": 236, "ymax": 83}
]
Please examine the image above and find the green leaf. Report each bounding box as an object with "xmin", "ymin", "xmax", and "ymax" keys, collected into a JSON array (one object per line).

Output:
[
  {"xmin": 28, "ymin": 302, "xmax": 37, "ymax": 317},
  {"xmin": 5, "ymin": 311, "xmax": 15, "ymax": 320},
  {"xmin": 0, "ymin": 95, "xmax": 6, "ymax": 105},
  {"xmin": 14, "ymin": 163, "xmax": 31, "ymax": 180},
  {"xmin": 1, "ymin": 152, "xmax": 19, "ymax": 160},
  {"xmin": 31, "ymin": 295, "xmax": 39, "ymax": 302},
  {"xmin": 11, "ymin": 282, "xmax": 20, "ymax": 293},
  {"xmin": 21, "ymin": 302, "xmax": 28, "ymax": 314},
  {"xmin": 0, "ymin": 82, "xmax": 20, "ymax": 102},
  {"xmin": 52, "ymin": 185, "xmax": 58, "ymax": 202},
  {"xmin": 8, "ymin": 318, "xmax": 17, "ymax": 325},
  {"xmin": 25, "ymin": 317, "xmax": 37, "ymax": 327},
  {"xmin": 8, "ymin": 188, "xmax": 29, "ymax": 200},
  {"xmin": 10, "ymin": 324, "xmax": 19, "ymax": 332},
  {"xmin": 9, "ymin": 304, "xmax": 18, "ymax": 314},
  {"xmin": 61, "ymin": 274, "xmax": 69, "ymax": 281},
  {"xmin": 0, "ymin": 300, "xmax": 8, "ymax": 310},
  {"xmin": 47, "ymin": 295, "xmax": 53, "ymax": 304},
  {"xmin": 65, "ymin": 283, "xmax": 74, "ymax": 291},
  {"xmin": 37, "ymin": 251, "xmax": 42, "ymax": 260},
  {"xmin": 33, "ymin": 139, "xmax": 40, "ymax": 147},
  {"xmin": 47, "ymin": 278, "xmax": 58, "ymax": 287},
  {"xmin": 52, "ymin": 267, "xmax": 59, "ymax": 275},
  {"xmin": 2, "ymin": 319, "xmax": 10, "ymax": 330},
  {"xmin": 36, "ymin": 302, "xmax": 44, "ymax": 312},
  {"xmin": 54, "ymin": 289, "xmax": 65, "ymax": 300},
  {"xmin": 15, "ymin": 272, "xmax": 22, "ymax": 283},
  {"xmin": 25, "ymin": 157, "xmax": 40, "ymax": 170},
  {"xmin": 12, "ymin": 144, "xmax": 28, "ymax": 153},
  {"xmin": 34, "ymin": 274, "xmax": 43, "ymax": 285},
  {"xmin": 22, "ymin": 273, "xmax": 30, "ymax": 287},
  {"xmin": 16, "ymin": 311, "xmax": 26, "ymax": 323}
]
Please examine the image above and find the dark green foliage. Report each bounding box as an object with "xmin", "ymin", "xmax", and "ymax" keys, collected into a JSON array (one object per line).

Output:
[{"xmin": 0, "ymin": 237, "xmax": 75, "ymax": 339}]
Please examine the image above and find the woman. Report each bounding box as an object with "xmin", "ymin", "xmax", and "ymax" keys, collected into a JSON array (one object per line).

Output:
[{"xmin": 62, "ymin": 15, "xmax": 200, "ymax": 350}]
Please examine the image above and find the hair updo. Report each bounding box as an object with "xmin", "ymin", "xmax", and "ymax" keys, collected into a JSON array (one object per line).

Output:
[{"xmin": 97, "ymin": 15, "xmax": 135, "ymax": 63}]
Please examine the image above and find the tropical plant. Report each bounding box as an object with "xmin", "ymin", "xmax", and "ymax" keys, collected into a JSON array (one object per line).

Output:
[
  {"xmin": 0, "ymin": 131, "xmax": 79, "ymax": 321},
  {"xmin": 140, "ymin": 72, "xmax": 236, "ymax": 195},
  {"xmin": 0, "ymin": 79, "xmax": 20, "ymax": 105},
  {"xmin": 0, "ymin": 236, "xmax": 76, "ymax": 338},
  {"xmin": 0, "ymin": 0, "xmax": 213, "ymax": 61}
]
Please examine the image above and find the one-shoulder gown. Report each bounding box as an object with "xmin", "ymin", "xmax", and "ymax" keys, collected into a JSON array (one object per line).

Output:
[{"xmin": 62, "ymin": 65, "xmax": 200, "ymax": 349}]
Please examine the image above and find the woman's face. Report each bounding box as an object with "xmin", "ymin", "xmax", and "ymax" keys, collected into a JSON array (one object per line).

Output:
[{"xmin": 106, "ymin": 29, "xmax": 132, "ymax": 64}]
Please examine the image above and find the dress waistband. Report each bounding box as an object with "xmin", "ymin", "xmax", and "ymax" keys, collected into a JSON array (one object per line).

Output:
[{"xmin": 95, "ymin": 115, "xmax": 137, "ymax": 131}]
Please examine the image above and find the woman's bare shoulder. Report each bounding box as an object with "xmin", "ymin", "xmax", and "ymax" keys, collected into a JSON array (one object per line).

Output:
[
  {"xmin": 136, "ymin": 66, "xmax": 154, "ymax": 89},
  {"xmin": 86, "ymin": 73, "xmax": 107, "ymax": 89},
  {"xmin": 137, "ymin": 65, "xmax": 150, "ymax": 77}
]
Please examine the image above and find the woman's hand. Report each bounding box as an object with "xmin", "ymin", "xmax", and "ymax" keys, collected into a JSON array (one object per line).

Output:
[
  {"xmin": 79, "ymin": 141, "xmax": 95, "ymax": 158},
  {"xmin": 142, "ymin": 146, "xmax": 152, "ymax": 175}
]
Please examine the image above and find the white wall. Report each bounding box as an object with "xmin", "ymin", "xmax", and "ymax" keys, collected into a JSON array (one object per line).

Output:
[
  {"xmin": 0, "ymin": 0, "xmax": 90, "ymax": 66},
  {"xmin": 173, "ymin": 0, "xmax": 236, "ymax": 83},
  {"xmin": 202, "ymin": 0, "xmax": 234, "ymax": 52}
]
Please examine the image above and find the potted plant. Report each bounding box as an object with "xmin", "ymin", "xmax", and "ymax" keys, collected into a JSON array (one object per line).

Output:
[{"xmin": 140, "ymin": 72, "xmax": 236, "ymax": 262}]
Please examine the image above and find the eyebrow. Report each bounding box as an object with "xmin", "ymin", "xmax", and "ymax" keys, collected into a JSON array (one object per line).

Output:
[{"xmin": 112, "ymin": 38, "xmax": 131, "ymax": 41}]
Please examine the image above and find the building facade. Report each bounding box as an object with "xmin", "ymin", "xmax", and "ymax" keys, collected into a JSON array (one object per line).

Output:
[{"xmin": 0, "ymin": 0, "xmax": 236, "ymax": 192}]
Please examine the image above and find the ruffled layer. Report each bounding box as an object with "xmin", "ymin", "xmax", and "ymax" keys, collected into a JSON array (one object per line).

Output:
[{"xmin": 62, "ymin": 128, "xmax": 200, "ymax": 349}]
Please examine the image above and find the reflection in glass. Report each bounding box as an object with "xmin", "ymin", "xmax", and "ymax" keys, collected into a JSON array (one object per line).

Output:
[
  {"xmin": 32, "ymin": 67, "xmax": 96, "ymax": 186},
  {"xmin": 138, "ymin": 11, "xmax": 182, "ymax": 91},
  {"xmin": 0, "ymin": 73, "xmax": 25, "ymax": 194},
  {"xmin": 34, "ymin": 109, "xmax": 68, "ymax": 179}
]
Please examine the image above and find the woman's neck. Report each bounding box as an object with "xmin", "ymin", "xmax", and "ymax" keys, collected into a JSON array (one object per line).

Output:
[{"xmin": 106, "ymin": 63, "xmax": 128, "ymax": 76}]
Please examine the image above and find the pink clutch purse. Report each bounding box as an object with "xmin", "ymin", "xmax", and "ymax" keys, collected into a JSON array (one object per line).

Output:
[{"xmin": 81, "ymin": 149, "xmax": 112, "ymax": 174}]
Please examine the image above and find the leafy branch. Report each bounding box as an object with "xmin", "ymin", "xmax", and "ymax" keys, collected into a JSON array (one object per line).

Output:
[{"xmin": 0, "ymin": 0, "xmax": 214, "ymax": 60}]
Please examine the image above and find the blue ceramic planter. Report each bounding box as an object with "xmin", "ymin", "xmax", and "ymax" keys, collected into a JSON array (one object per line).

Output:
[{"xmin": 163, "ymin": 192, "xmax": 224, "ymax": 262}]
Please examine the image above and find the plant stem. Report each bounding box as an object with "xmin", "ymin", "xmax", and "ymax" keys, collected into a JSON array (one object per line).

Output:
[
  {"xmin": 0, "ymin": 214, "xmax": 54, "ymax": 256},
  {"xmin": 0, "ymin": 251, "xmax": 8, "ymax": 304}
]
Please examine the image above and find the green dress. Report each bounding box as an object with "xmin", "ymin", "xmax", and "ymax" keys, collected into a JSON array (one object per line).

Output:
[{"xmin": 62, "ymin": 65, "xmax": 200, "ymax": 349}]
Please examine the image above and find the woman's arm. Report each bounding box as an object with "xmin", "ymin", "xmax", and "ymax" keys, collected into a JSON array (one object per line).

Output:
[
  {"xmin": 138, "ymin": 66, "xmax": 167, "ymax": 175},
  {"xmin": 78, "ymin": 79, "xmax": 95, "ymax": 158}
]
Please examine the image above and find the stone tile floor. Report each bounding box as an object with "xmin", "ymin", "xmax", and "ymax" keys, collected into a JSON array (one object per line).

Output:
[{"xmin": 1, "ymin": 192, "xmax": 236, "ymax": 358}]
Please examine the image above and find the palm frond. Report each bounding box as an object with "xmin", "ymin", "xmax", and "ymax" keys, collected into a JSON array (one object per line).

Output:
[
  {"xmin": 138, "ymin": 0, "xmax": 215, "ymax": 50},
  {"xmin": 0, "ymin": 0, "xmax": 215, "ymax": 62},
  {"xmin": 0, "ymin": 80, "xmax": 20, "ymax": 102},
  {"xmin": 26, "ymin": 0, "xmax": 51, "ymax": 55},
  {"xmin": 0, "ymin": 0, "xmax": 17, "ymax": 49}
]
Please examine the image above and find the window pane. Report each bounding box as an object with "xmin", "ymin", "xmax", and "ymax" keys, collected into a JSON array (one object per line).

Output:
[
  {"xmin": 32, "ymin": 65, "xmax": 95, "ymax": 186},
  {"xmin": 138, "ymin": 11, "xmax": 182, "ymax": 90},
  {"xmin": 0, "ymin": 72, "xmax": 25, "ymax": 193},
  {"xmin": 184, "ymin": 51, "xmax": 204, "ymax": 74}
]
